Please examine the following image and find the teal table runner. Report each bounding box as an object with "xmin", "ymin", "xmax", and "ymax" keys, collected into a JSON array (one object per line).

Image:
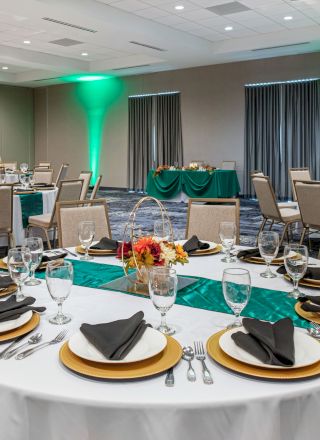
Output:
[
  {"xmin": 146, "ymin": 169, "xmax": 241, "ymax": 199},
  {"xmin": 35, "ymin": 260, "xmax": 308, "ymax": 329},
  {"xmin": 19, "ymin": 192, "xmax": 43, "ymax": 228}
]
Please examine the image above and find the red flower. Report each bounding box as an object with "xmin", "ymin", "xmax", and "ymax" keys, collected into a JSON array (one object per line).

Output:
[{"xmin": 117, "ymin": 242, "xmax": 132, "ymax": 259}]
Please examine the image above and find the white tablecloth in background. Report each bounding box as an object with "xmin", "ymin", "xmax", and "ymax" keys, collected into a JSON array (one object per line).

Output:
[
  {"xmin": 0, "ymin": 249, "xmax": 320, "ymax": 440},
  {"xmin": 4, "ymin": 173, "xmax": 19, "ymax": 184}
]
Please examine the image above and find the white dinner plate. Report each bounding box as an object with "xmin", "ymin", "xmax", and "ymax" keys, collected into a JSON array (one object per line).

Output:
[
  {"xmin": 175, "ymin": 240, "xmax": 217, "ymax": 253},
  {"xmin": 0, "ymin": 310, "xmax": 33, "ymax": 334},
  {"xmin": 219, "ymin": 326, "xmax": 320, "ymax": 369},
  {"xmin": 68, "ymin": 326, "xmax": 168, "ymax": 364}
]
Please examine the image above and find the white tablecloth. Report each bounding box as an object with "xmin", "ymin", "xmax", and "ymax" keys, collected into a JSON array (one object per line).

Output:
[
  {"xmin": 0, "ymin": 249, "xmax": 320, "ymax": 440},
  {"xmin": 4, "ymin": 173, "xmax": 19, "ymax": 184}
]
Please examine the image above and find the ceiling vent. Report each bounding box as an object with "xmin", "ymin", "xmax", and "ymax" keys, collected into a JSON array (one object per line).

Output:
[
  {"xmin": 50, "ymin": 38, "xmax": 83, "ymax": 46},
  {"xmin": 42, "ymin": 17, "xmax": 97, "ymax": 33},
  {"xmin": 129, "ymin": 41, "xmax": 166, "ymax": 52},
  {"xmin": 207, "ymin": 1, "xmax": 250, "ymax": 15},
  {"xmin": 112, "ymin": 64, "xmax": 151, "ymax": 71},
  {"xmin": 252, "ymin": 42, "xmax": 310, "ymax": 51}
]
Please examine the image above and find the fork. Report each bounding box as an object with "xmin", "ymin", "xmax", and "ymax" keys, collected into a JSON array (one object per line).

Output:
[
  {"xmin": 194, "ymin": 341, "xmax": 214, "ymax": 384},
  {"xmin": 15, "ymin": 330, "xmax": 68, "ymax": 360},
  {"xmin": 311, "ymin": 322, "xmax": 320, "ymax": 332}
]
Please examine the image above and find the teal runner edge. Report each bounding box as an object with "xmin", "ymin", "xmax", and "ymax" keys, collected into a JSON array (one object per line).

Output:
[
  {"xmin": 19, "ymin": 192, "xmax": 43, "ymax": 228},
  {"xmin": 35, "ymin": 260, "xmax": 309, "ymax": 329}
]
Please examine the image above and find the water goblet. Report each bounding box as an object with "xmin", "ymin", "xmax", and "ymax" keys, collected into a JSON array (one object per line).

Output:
[
  {"xmin": 7, "ymin": 247, "xmax": 31, "ymax": 301},
  {"xmin": 20, "ymin": 163, "xmax": 28, "ymax": 173},
  {"xmin": 148, "ymin": 267, "xmax": 178, "ymax": 335},
  {"xmin": 0, "ymin": 168, "xmax": 5, "ymax": 184},
  {"xmin": 284, "ymin": 244, "xmax": 308, "ymax": 299},
  {"xmin": 19, "ymin": 173, "xmax": 27, "ymax": 189},
  {"xmin": 222, "ymin": 268, "xmax": 251, "ymax": 328},
  {"xmin": 24, "ymin": 237, "xmax": 43, "ymax": 286},
  {"xmin": 258, "ymin": 231, "xmax": 279, "ymax": 278},
  {"xmin": 219, "ymin": 222, "xmax": 236, "ymax": 263},
  {"xmin": 46, "ymin": 260, "xmax": 73, "ymax": 325},
  {"xmin": 154, "ymin": 219, "xmax": 172, "ymax": 242},
  {"xmin": 78, "ymin": 221, "xmax": 95, "ymax": 260}
]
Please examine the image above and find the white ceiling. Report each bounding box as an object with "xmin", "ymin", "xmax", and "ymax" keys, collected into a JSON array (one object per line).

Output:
[{"xmin": 0, "ymin": 0, "xmax": 319, "ymax": 86}]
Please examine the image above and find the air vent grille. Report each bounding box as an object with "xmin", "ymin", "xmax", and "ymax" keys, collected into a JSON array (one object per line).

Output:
[
  {"xmin": 252, "ymin": 42, "xmax": 309, "ymax": 51},
  {"xmin": 129, "ymin": 41, "xmax": 166, "ymax": 52},
  {"xmin": 206, "ymin": 1, "xmax": 250, "ymax": 15},
  {"xmin": 42, "ymin": 17, "xmax": 97, "ymax": 33},
  {"xmin": 50, "ymin": 38, "xmax": 83, "ymax": 46},
  {"xmin": 112, "ymin": 64, "xmax": 151, "ymax": 71}
]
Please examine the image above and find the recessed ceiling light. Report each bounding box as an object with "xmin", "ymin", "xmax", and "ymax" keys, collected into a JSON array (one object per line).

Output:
[
  {"xmin": 284, "ymin": 16, "xmax": 293, "ymax": 20},
  {"xmin": 2, "ymin": 66, "xmax": 8, "ymax": 70},
  {"xmin": 174, "ymin": 5, "xmax": 185, "ymax": 10},
  {"xmin": 23, "ymin": 40, "xmax": 31, "ymax": 44},
  {"xmin": 81, "ymin": 52, "xmax": 88, "ymax": 56},
  {"xmin": 224, "ymin": 26, "xmax": 233, "ymax": 31}
]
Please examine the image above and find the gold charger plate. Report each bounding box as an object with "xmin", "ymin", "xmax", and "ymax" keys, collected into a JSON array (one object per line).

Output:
[
  {"xmin": 207, "ymin": 329, "xmax": 320, "ymax": 380},
  {"xmin": 0, "ymin": 312, "xmax": 40, "ymax": 342},
  {"xmin": 14, "ymin": 190, "xmax": 36, "ymax": 195},
  {"xmin": 240, "ymin": 256, "xmax": 284, "ymax": 266},
  {"xmin": 295, "ymin": 302, "xmax": 320, "ymax": 324},
  {"xmin": 59, "ymin": 335, "xmax": 182, "ymax": 380},
  {"xmin": 284, "ymin": 274, "xmax": 320, "ymax": 289},
  {"xmin": 0, "ymin": 283, "xmax": 17, "ymax": 298},
  {"xmin": 0, "ymin": 258, "xmax": 63, "ymax": 272},
  {"xmin": 189, "ymin": 244, "xmax": 223, "ymax": 257},
  {"xmin": 75, "ymin": 246, "xmax": 117, "ymax": 256}
]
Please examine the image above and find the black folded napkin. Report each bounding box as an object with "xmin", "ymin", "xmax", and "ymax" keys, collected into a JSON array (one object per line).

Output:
[
  {"xmin": 183, "ymin": 235, "xmax": 210, "ymax": 253},
  {"xmin": 80, "ymin": 311, "xmax": 149, "ymax": 360},
  {"xmin": 90, "ymin": 237, "xmax": 119, "ymax": 251},
  {"xmin": 277, "ymin": 265, "xmax": 320, "ymax": 280},
  {"xmin": 32, "ymin": 183, "xmax": 54, "ymax": 188},
  {"xmin": 41, "ymin": 250, "xmax": 68, "ymax": 263},
  {"xmin": 15, "ymin": 188, "xmax": 33, "ymax": 193},
  {"xmin": 298, "ymin": 295, "xmax": 320, "ymax": 313},
  {"xmin": 0, "ymin": 275, "xmax": 14, "ymax": 289},
  {"xmin": 231, "ymin": 317, "xmax": 295, "ymax": 367},
  {"xmin": 238, "ymin": 246, "xmax": 285, "ymax": 260},
  {"xmin": 0, "ymin": 296, "xmax": 46, "ymax": 323}
]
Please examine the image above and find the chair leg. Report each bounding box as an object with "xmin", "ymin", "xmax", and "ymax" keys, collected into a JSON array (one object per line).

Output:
[
  {"xmin": 280, "ymin": 223, "xmax": 289, "ymax": 246},
  {"xmin": 269, "ymin": 220, "xmax": 274, "ymax": 231},
  {"xmin": 44, "ymin": 229, "xmax": 52, "ymax": 249},
  {"xmin": 300, "ymin": 227, "xmax": 307, "ymax": 245},
  {"xmin": 256, "ymin": 218, "xmax": 267, "ymax": 245}
]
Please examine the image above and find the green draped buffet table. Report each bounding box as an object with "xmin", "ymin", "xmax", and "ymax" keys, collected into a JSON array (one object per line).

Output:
[{"xmin": 146, "ymin": 169, "xmax": 240, "ymax": 200}]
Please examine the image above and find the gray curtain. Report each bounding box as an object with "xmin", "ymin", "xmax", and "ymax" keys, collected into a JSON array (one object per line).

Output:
[
  {"xmin": 128, "ymin": 96, "xmax": 153, "ymax": 192},
  {"xmin": 156, "ymin": 93, "xmax": 184, "ymax": 167}
]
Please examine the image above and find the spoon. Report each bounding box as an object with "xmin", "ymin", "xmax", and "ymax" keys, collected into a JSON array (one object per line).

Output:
[
  {"xmin": 4, "ymin": 333, "xmax": 42, "ymax": 359},
  {"xmin": 182, "ymin": 346, "xmax": 196, "ymax": 382}
]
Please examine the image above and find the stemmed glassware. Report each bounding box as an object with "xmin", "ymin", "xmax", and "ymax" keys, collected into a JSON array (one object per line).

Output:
[
  {"xmin": 148, "ymin": 267, "xmax": 178, "ymax": 335},
  {"xmin": 24, "ymin": 237, "xmax": 43, "ymax": 286},
  {"xmin": 222, "ymin": 268, "xmax": 251, "ymax": 328},
  {"xmin": 284, "ymin": 244, "xmax": 308, "ymax": 299},
  {"xmin": 20, "ymin": 163, "xmax": 28, "ymax": 173},
  {"xmin": 154, "ymin": 219, "xmax": 172, "ymax": 241},
  {"xmin": 78, "ymin": 221, "xmax": 95, "ymax": 260},
  {"xmin": 0, "ymin": 168, "xmax": 5, "ymax": 184},
  {"xmin": 219, "ymin": 222, "xmax": 236, "ymax": 263},
  {"xmin": 7, "ymin": 247, "xmax": 31, "ymax": 301},
  {"xmin": 19, "ymin": 173, "xmax": 27, "ymax": 189},
  {"xmin": 46, "ymin": 260, "xmax": 74, "ymax": 324},
  {"xmin": 258, "ymin": 231, "xmax": 279, "ymax": 278}
]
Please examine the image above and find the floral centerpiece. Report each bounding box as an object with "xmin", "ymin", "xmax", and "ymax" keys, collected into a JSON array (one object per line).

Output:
[{"xmin": 154, "ymin": 163, "xmax": 215, "ymax": 176}]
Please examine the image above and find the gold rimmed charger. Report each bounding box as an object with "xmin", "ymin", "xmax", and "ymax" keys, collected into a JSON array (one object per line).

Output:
[
  {"xmin": 239, "ymin": 256, "xmax": 284, "ymax": 266},
  {"xmin": 207, "ymin": 329, "xmax": 320, "ymax": 380},
  {"xmin": 14, "ymin": 190, "xmax": 36, "ymax": 195},
  {"xmin": 0, "ymin": 312, "xmax": 40, "ymax": 342},
  {"xmin": 0, "ymin": 283, "xmax": 17, "ymax": 298},
  {"xmin": 0, "ymin": 258, "xmax": 63, "ymax": 272},
  {"xmin": 189, "ymin": 244, "xmax": 223, "ymax": 257},
  {"xmin": 295, "ymin": 302, "xmax": 320, "ymax": 324},
  {"xmin": 75, "ymin": 246, "xmax": 117, "ymax": 256},
  {"xmin": 59, "ymin": 335, "xmax": 182, "ymax": 380},
  {"xmin": 284, "ymin": 274, "xmax": 320, "ymax": 289}
]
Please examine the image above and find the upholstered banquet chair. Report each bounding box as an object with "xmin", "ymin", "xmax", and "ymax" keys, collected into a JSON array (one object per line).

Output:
[
  {"xmin": 55, "ymin": 163, "xmax": 69, "ymax": 187},
  {"xmin": 3, "ymin": 162, "xmax": 17, "ymax": 171},
  {"xmin": 90, "ymin": 175, "xmax": 102, "ymax": 200},
  {"xmin": 57, "ymin": 198, "xmax": 112, "ymax": 248},
  {"xmin": 185, "ymin": 198, "xmax": 240, "ymax": 244},
  {"xmin": 289, "ymin": 168, "xmax": 311, "ymax": 201},
  {"xmin": 0, "ymin": 185, "xmax": 14, "ymax": 248},
  {"xmin": 221, "ymin": 161, "xmax": 236, "ymax": 170},
  {"xmin": 33, "ymin": 169, "xmax": 54, "ymax": 185},
  {"xmin": 252, "ymin": 176, "xmax": 301, "ymax": 245},
  {"xmin": 38, "ymin": 162, "xmax": 51, "ymax": 168},
  {"xmin": 78, "ymin": 171, "xmax": 93, "ymax": 200},
  {"xmin": 27, "ymin": 179, "xmax": 83, "ymax": 249},
  {"xmin": 295, "ymin": 180, "xmax": 320, "ymax": 246}
]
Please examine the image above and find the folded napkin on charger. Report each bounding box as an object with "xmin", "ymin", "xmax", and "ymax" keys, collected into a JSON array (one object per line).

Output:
[
  {"xmin": 231, "ymin": 317, "xmax": 295, "ymax": 366},
  {"xmin": 298, "ymin": 295, "xmax": 320, "ymax": 313},
  {"xmin": 0, "ymin": 296, "xmax": 46, "ymax": 323},
  {"xmin": 41, "ymin": 250, "xmax": 68, "ymax": 263},
  {"xmin": 277, "ymin": 265, "xmax": 320, "ymax": 280},
  {"xmin": 0, "ymin": 275, "xmax": 14, "ymax": 289},
  {"xmin": 183, "ymin": 235, "xmax": 210, "ymax": 253},
  {"xmin": 32, "ymin": 183, "xmax": 54, "ymax": 188},
  {"xmin": 90, "ymin": 237, "xmax": 119, "ymax": 251},
  {"xmin": 80, "ymin": 311, "xmax": 150, "ymax": 360},
  {"xmin": 237, "ymin": 246, "xmax": 285, "ymax": 260}
]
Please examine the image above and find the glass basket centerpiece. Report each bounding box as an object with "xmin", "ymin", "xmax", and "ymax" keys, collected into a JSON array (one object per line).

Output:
[{"xmin": 117, "ymin": 197, "xmax": 188, "ymax": 291}]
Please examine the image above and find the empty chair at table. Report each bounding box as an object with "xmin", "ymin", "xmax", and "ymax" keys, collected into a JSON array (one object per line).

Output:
[
  {"xmin": 221, "ymin": 161, "xmax": 236, "ymax": 170},
  {"xmin": 185, "ymin": 198, "xmax": 240, "ymax": 244},
  {"xmin": 27, "ymin": 179, "xmax": 83, "ymax": 249},
  {"xmin": 55, "ymin": 163, "xmax": 69, "ymax": 186},
  {"xmin": 295, "ymin": 180, "xmax": 320, "ymax": 246},
  {"xmin": 3, "ymin": 162, "xmax": 17, "ymax": 171},
  {"xmin": 78, "ymin": 170, "xmax": 93, "ymax": 200},
  {"xmin": 252, "ymin": 175, "xmax": 301, "ymax": 245},
  {"xmin": 37, "ymin": 162, "xmax": 51, "ymax": 168},
  {"xmin": 90, "ymin": 175, "xmax": 102, "ymax": 200},
  {"xmin": 0, "ymin": 185, "xmax": 14, "ymax": 248},
  {"xmin": 33, "ymin": 169, "xmax": 54, "ymax": 185},
  {"xmin": 57, "ymin": 198, "xmax": 112, "ymax": 248},
  {"xmin": 289, "ymin": 168, "xmax": 311, "ymax": 202}
]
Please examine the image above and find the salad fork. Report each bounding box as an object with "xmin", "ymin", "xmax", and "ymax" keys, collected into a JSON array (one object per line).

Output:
[
  {"xmin": 16, "ymin": 329, "xmax": 68, "ymax": 359},
  {"xmin": 194, "ymin": 341, "xmax": 213, "ymax": 384}
]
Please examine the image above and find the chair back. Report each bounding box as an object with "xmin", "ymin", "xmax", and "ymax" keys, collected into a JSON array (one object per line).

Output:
[
  {"xmin": 33, "ymin": 169, "xmax": 54, "ymax": 185},
  {"xmin": 78, "ymin": 171, "xmax": 93, "ymax": 200},
  {"xmin": 186, "ymin": 198, "xmax": 240, "ymax": 244},
  {"xmin": 251, "ymin": 170, "xmax": 264, "ymax": 177},
  {"xmin": 56, "ymin": 163, "xmax": 69, "ymax": 186},
  {"xmin": 50, "ymin": 179, "xmax": 83, "ymax": 225},
  {"xmin": 252, "ymin": 176, "xmax": 281, "ymax": 220},
  {"xmin": 0, "ymin": 185, "xmax": 13, "ymax": 233},
  {"xmin": 295, "ymin": 181, "xmax": 320, "ymax": 229},
  {"xmin": 38, "ymin": 162, "xmax": 51, "ymax": 168},
  {"xmin": 3, "ymin": 162, "xmax": 17, "ymax": 171},
  {"xmin": 57, "ymin": 198, "xmax": 111, "ymax": 247},
  {"xmin": 90, "ymin": 175, "xmax": 102, "ymax": 200},
  {"xmin": 289, "ymin": 168, "xmax": 311, "ymax": 201},
  {"xmin": 221, "ymin": 161, "xmax": 236, "ymax": 170}
]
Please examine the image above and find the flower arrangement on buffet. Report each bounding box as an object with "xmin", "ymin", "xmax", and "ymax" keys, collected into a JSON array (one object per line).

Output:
[{"xmin": 154, "ymin": 164, "xmax": 215, "ymax": 176}]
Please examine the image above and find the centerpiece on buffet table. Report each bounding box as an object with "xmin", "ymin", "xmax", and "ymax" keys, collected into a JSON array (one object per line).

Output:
[{"xmin": 154, "ymin": 163, "xmax": 215, "ymax": 176}]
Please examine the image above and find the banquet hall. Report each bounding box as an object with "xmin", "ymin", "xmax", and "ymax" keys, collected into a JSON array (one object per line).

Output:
[{"xmin": 1, "ymin": 0, "xmax": 320, "ymax": 439}]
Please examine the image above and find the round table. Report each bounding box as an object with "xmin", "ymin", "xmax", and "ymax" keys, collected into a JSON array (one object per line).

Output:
[{"xmin": 0, "ymin": 249, "xmax": 319, "ymax": 440}]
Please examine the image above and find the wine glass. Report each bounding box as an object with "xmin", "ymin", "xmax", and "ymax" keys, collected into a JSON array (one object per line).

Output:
[
  {"xmin": 0, "ymin": 169, "xmax": 5, "ymax": 184},
  {"xmin": 222, "ymin": 268, "xmax": 251, "ymax": 328},
  {"xmin": 24, "ymin": 237, "xmax": 43, "ymax": 286},
  {"xmin": 148, "ymin": 267, "xmax": 178, "ymax": 335},
  {"xmin": 258, "ymin": 231, "xmax": 279, "ymax": 278},
  {"xmin": 19, "ymin": 173, "xmax": 27, "ymax": 189},
  {"xmin": 284, "ymin": 244, "xmax": 308, "ymax": 299},
  {"xmin": 78, "ymin": 221, "xmax": 95, "ymax": 260},
  {"xmin": 20, "ymin": 163, "xmax": 28, "ymax": 173},
  {"xmin": 154, "ymin": 219, "xmax": 172, "ymax": 242},
  {"xmin": 219, "ymin": 222, "xmax": 236, "ymax": 263},
  {"xmin": 7, "ymin": 247, "xmax": 31, "ymax": 301},
  {"xmin": 46, "ymin": 260, "xmax": 73, "ymax": 325}
]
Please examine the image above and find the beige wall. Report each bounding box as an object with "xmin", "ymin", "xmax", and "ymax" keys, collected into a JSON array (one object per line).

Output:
[
  {"xmin": 0, "ymin": 85, "xmax": 34, "ymax": 166},
  {"xmin": 34, "ymin": 51, "xmax": 320, "ymax": 190}
]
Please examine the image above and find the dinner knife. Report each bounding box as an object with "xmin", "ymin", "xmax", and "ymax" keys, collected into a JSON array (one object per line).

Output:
[{"xmin": 165, "ymin": 367, "xmax": 174, "ymax": 387}]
